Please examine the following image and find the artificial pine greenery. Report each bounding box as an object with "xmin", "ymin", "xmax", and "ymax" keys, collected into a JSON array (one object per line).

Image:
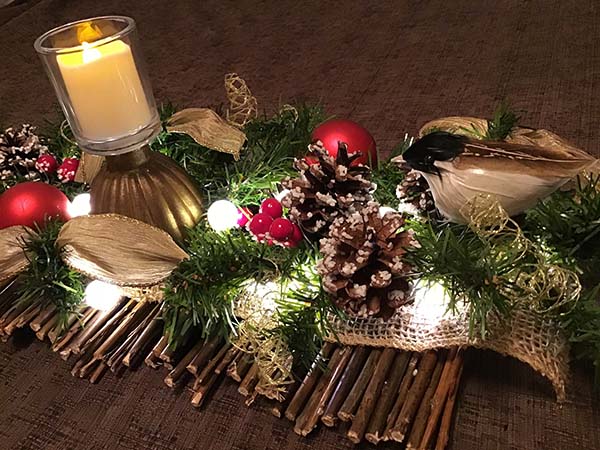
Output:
[
  {"xmin": 372, "ymin": 135, "xmax": 413, "ymax": 206},
  {"xmin": 12, "ymin": 220, "xmax": 85, "ymax": 330},
  {"xmin": 485, "ymin": 102, "xmax": 520, "ymax": 141}
]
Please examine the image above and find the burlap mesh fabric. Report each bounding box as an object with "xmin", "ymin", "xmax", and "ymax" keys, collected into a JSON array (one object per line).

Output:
[{"xmin": 326, "ymin": 300, "xmax": 569, "ymax": 401}]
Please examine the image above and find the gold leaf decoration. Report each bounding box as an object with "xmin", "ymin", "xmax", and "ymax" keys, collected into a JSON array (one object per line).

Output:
[
  {"xmin": 56, "ymin": 214, "xmax": 188, "ymax": 287},
  {"xmin": 167, "ymin": 108, "xmax": 246, "ymax": 160},
  {"xmin": 0, "ymin": 226, "xmax": 34, "ymax": 283}
]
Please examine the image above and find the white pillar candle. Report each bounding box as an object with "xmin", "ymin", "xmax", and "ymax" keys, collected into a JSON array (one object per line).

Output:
[{"xmin": 57, "ymin": 40, "xmax": 153, "ymax": 141}]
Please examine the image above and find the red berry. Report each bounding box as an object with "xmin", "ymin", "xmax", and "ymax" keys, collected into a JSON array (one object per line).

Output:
[
  {"xmin": 35, "ymin": 154, "xmax": 58, "ymax": 174},
  {"xmin": 57, "ymin": 157, "xmax": 79, "ymax": 183},
  {"xmin": 269, "ymin": 218, "xmax": 294, "ymax": 241},
  {"xmin": 248, "ymin": 213, "xmax": 273, "ymax": 238},
  {"xmin": 237, "ymin": 207, "xmax": 252, "ymax": 227},
  {"xmin": 260, "ymin": 198, "xmax": 283, "ymax": 218},
  {"xmin": 290, "ymin": 223, "xmax": 303, "ymax": 243}
]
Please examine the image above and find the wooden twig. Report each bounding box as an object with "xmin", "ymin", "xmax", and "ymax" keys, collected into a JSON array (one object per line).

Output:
[
  {"xmin": 284, "ymin": 342, "xmax": 335, "ymax": 422},
  {"xmin": 196, "ymin": 341, "xmax": 231, "ymax": 384},
  {"xmin": 365, "ymin": 351, "xmax": 412, "ymax": 444},
  {"xmin": 294, "ymin": 346, "xmax": 353, "ymax": 436},
  {"xmin": 390, "ymin": 350, "xmax": 439, "ymax": 442},
  {"xmin": 347, "ymin": 348, "xmax": 397, "ymax": 444},
  {"xmin": 405, "ymin": 350, "xmax": 447, "ymax": 449},
  {"xmin": 187, "ymin": 335, "xmax": 222, "ymax": 376},
  {"xmin": 29, "ymin": 304, "xmax": 57, "ymax": 331},
  {"xmin": 419, "ymin": 349, "xmax": 463, "ymax": 449},
  {"xmin": 270, "ymin": 381, "xmax": 299, "ymax": 418},
  {"xmin": 52, "ymin": 308, "xmax": 97, "ymax": 353},
  {"xmin": 321, "ymin": 346, "xmax": 370, "ymax": 427},
  {"xmin": 89, "ymin": 362, "xmax": 108, "ymax": 384},
  {"xmin": 435, "ymin": 357, "xmax": 464, "ymax": 450},
  {"xmin": 384, "ymin": 352, "xmax": 420, "ymax": 439},
  {"xmin": 238, "ymin": 363, "xmax": 260, "ymax": 397},
  {"xmin": 337, "ymin": 348, "xmax": 382, "ymax": 422},
  {"xmin": 122, "ymin": 306, "xmax": 163, "ymax": 368},
  {"xmin": 227, "ymin": 352, "xmax": 253, "ymax": 382},
  {"xmin": 214, "ymin": 345, "xmax": 239, "ymax": 375},
  {"xmin": 165, "ymin": 339, "xmax": 205, "ymax": 388},
  {"xmin": 191, "ymin": 371, "xmax": 220, "ymax": 408},
  {"xmin": 4, "ymin": 303, "xmax": 40, "ymax": 335}
]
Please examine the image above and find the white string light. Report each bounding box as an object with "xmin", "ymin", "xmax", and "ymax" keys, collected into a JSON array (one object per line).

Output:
[
  {"xmin": 84, "ymin": 280, "xmax": 122, "ymax": 311},
  {"xmin": 68, "ymin": 193, "xmax": 92, "ymax": 218},
  {"xmin": 207, "ymin": 199, "xmax": 241, "ymax": 232}
]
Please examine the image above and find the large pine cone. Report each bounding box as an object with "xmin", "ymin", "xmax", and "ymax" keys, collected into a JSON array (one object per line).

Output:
[
  {"xmin": 396, "ymin": 169, "xmax": 436, "ymax": 217},
  {"xmin": 281, "ymin": 140, "xmax": 374, "ymax": 236},
  {"xmin": 0, "ymin": 124, "xmax": 48, "ymax": 181},
  {"xmin": 318, "ymin": 202, "xmax": 415, "ymax": 319}
]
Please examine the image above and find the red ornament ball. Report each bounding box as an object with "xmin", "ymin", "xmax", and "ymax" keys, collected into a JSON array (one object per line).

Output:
[
  {"xmin": 248, "ymin": 213, "xmax": 274, "ymax": 239},
  {"xmin": 311, "ymin": 119, "xmax": 377, "ymax": 166},
  {"xmin": 269, "ymin": 218, "xmax": 294, "ymax": 241},
  {"xmin": 57, "ymin": 157, "xmax": 79, "ymax": 183},
  {"xmin": 35, "ymin": 154, "xmax": 58, "ymax": 174},
  {"xmin": 0, "ymin": 182, "xmax": 70, "ymax": 230},
  {"xmin": 260, "ymin": 198, "xmax": 283, "ymax": 218}
]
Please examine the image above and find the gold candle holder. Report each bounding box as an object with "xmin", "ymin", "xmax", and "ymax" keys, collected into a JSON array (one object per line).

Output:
[
  {"xmin": 90, "ymin": 146, "xmax": 203, "ymax": 241},
  {"xmin": 36, "ymin": 16, "xmax": 203, "ymax": 239}
]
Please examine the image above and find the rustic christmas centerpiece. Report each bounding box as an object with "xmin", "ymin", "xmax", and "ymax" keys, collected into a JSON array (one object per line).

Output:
[{"xmin": 1, "ymin": 15, "xmax": 600, "ymax": 450}]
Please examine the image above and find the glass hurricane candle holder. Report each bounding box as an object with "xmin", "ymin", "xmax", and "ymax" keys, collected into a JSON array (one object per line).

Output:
[{"xmin": 34, "ymin": 16, "xmax": 161, "ymax": 155}]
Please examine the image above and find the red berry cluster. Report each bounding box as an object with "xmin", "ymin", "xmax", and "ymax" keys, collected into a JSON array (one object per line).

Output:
[
  {"xmin": 35, "ymin": 154, "xmax": 79, "ymax": 183},
  {"xmin": 248, "ymin": 198, "xmax": 303, "ymax": 247}
]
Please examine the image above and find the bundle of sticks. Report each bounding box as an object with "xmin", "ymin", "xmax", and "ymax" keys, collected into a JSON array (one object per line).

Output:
[{"xmin": 0, "ymin": 282, "xmax": 465, "ymax": 448}]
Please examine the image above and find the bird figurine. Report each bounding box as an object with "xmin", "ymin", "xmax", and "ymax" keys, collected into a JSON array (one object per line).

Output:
[{"xmin": 395, "ymin": 131, "xmax": 598, "ymax": 223}]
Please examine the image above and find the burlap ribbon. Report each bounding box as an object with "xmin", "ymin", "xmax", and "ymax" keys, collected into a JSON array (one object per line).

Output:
[
  {"xmin": 0, "ymin": 226, "xmax": 35, "ymax": 284},
  {"xmin": 56, "ymin": 214, "xmax": 188, "ymax": 287}
]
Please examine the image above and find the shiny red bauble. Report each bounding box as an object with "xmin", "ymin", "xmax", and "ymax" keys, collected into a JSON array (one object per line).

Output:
[
  {"xmin": 0, "ymin": 182, "xmax": 70, "ymax": 229},
  {"xmin": 260, "ymin": 198, "xmax": 283, "ymax": 218},
  {"xmin": 311, "ymin": 119, "xmax": 377, "ymax": 166},
  {"xmin": 269, "ymin": 218, "xmax": 294, "ymax": 241},
  {"xmin": 248, "ymin": 213, "xmax": 274, "ymax": 239}
]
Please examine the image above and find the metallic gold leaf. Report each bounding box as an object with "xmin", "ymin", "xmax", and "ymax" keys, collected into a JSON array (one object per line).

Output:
[
  {"xmin": 0, "ymin": 226, "xmax": 34, "ymax": 283},
  {"xmin": 167, "ymin": 108, "xmax": 246, "ymax": 160},
  {"xmin": 57, "ymin": 214, "xmax": 188, "ymax": 287}
]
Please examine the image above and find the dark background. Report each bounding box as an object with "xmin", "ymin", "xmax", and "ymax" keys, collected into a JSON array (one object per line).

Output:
[{"xmin": 1, "ymin": 1, "xmax": 599, "ymax": 449}]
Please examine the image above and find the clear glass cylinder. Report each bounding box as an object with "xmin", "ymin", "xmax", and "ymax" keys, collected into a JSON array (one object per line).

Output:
[{"xmin": 34, "ymin": 16, "xmax": 160, "ymax": 155}]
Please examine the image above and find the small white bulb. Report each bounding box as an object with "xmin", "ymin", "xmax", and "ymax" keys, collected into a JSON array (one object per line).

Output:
[
  {"xmin": 207, "ymin": 199, "xmax": 240, "ymax": 232},
  {"xmin": 85, "ymin": 280, "xmax": 121, "ymax": 311},
  {"xmin": 68, "ymin": 193, "xmax": 92, "ymax": 218}
]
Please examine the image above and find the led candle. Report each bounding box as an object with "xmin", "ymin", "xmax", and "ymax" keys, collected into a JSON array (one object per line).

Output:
[{"xmin": 57, "ymin": 39, "xmax": 153, "ymax": 140}]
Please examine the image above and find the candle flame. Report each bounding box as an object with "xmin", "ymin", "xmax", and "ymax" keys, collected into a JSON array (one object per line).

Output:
[{"xmin": 77, "ymin": 21, "xmax": 102, "ymax": 44}]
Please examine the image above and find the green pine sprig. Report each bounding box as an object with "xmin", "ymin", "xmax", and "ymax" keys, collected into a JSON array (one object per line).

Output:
[
  {"xmin": 14, "ymin": 220, "xmax": 85, "ymax": 331},
  {"xmin": 372, "ymin": 135, "xmax": 414, "ymax": 207},
  {"xmin": 485, "ymin": 102, "xmax": 519, "ymax": 141}
]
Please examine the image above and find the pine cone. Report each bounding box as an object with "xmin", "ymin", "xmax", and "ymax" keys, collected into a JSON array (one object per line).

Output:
[
  {"xmin": 0, "ymin": 124, "xmax": 48, "ymax": 181},
  {"xmin": 281, "ymin": 140, "xmax": 374, "ymax": 236},
  {"xmin": 317, "ymin": 202, "xmax": 415, "ymax": 319},
  {"xmin": 396, "ymin": 170, "xmax": 436, "ymax": 216}
]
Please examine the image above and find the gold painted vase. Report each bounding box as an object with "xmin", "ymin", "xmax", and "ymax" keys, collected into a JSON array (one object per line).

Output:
[{"xmin": 90, "ymin": 146, "xmax": 203, "ymax": 241}]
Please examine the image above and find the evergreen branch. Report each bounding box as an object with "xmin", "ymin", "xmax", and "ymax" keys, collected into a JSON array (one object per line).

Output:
[
  {"xmin": 15, "ymin": 220, "xmax": 85, "ymax": 331},
  {"xmin": 485, "ymin": 102, "xmax": 519, "ymax": 141}
]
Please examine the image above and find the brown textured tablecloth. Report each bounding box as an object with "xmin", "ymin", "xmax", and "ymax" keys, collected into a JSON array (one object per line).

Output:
[{"xmin": 1, "ymin": 1, "xmax": 599, "ymax": 449}]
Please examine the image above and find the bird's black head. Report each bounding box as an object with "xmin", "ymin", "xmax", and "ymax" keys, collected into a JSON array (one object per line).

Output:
[{"xmin": 402, "ymin": 131, "xmax": 466, "ymax": 175}]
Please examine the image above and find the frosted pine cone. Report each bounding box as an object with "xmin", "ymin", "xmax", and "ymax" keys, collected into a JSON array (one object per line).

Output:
[
  {"xmin": 281, "ymin": 140, "xmax": 374, "ymax": 236},
  {"xmin": 318, "ymin": 202, "xmax": 416, "ymax": 319},
  {"xmin": 396, "ymin": 170, "xmax": 436, "ymax": 217},
  {"xmin": 0, "ymin": 124, "xmax": 48, "ymax": 181}
]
